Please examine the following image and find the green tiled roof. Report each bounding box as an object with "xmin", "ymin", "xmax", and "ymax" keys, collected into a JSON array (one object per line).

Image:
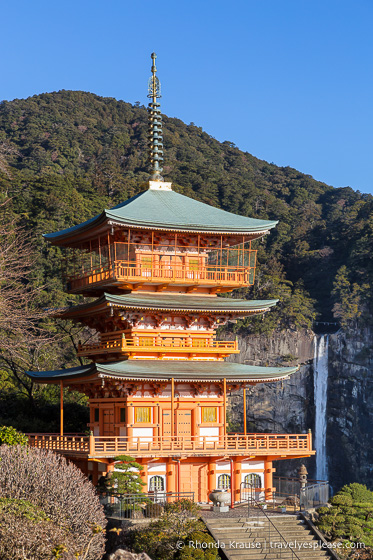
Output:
[
  {"xmin": 27, "ymin": 360, "xmax": 298, "ymax": 383},
  {"xmin": 60, "ymin": 292, "xmax": 278, "ymax": 317},
  {"xmin": 44, "ymin": 189, "xmax": 278, "ymax": 243}
]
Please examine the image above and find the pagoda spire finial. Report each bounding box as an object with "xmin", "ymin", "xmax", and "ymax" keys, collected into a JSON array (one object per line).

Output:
[{"xmin": 147, "ymin": 52, "xmax": 167, "ymax": 185}]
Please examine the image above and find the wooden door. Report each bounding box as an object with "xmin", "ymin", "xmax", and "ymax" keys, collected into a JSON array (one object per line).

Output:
[
  {"xmin": 179, "ymin": 464, "xmax": 192, "ymax": 495},
  {"xmin": 102, "ymin": 408, "xmax": 114, "ymax": 436},
  {"xmin": 162, "ymin": 410, "xmax": 171, "ymax": 437},
  {"xmin": 176, "ymin": 410, "xmax": 192, "ymax": 438},
  {"xmin": 160, "ymin": 255, "xmax": 183, "ymax": 279},
  {"xmin": 179, "ymin": 463, "xmax": 208, "ymax": 502},
  {"xmin": 194, "ymin": 463, "xmax": 208, "ymax": 502}
]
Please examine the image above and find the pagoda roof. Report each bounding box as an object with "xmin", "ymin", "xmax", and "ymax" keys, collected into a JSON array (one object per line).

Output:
[
  {"xmin": 59, "ymin": 293, "xmax": 278, "ymax": 318},
  {"xmin": 44, "ymin": 189, "xmax": 278, "ymax": 244},
  {"xmin": 27, "ymin": 360, "xmax": 297, "ymax": 384}
]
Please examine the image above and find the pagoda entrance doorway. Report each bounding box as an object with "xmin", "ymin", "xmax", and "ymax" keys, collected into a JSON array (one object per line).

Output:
[{"xmin": 179, "ymin": 462, "xmax": 208, "ymax": 502}]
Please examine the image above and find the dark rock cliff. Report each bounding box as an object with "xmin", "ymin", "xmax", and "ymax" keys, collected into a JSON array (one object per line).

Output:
[{"xmin": 226, "ymin": 326, "xmax": 373, "ymax": 491}]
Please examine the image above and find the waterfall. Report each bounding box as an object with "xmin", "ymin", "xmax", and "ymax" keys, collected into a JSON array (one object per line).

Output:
[{"xmin": 314, "ymin": 334, "xmax": 329, "ymax": 481}]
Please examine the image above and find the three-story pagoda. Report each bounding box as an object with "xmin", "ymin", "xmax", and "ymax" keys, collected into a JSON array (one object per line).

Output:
[{"xmin": 28, "ymin": 54, "xmax": 314, "ymax": 503}]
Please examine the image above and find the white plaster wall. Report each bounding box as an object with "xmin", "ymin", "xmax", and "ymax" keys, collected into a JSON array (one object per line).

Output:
[
  {"xmin": 199, "ymin": 427, "xmax": 219, "ymax": 441},
  {"xmin": 241, "ymin": 460, "xmax": 264, "ymax": 471},
  {"xmin": 216, "ymin": 461, "xmax": 230, "ymax": 471},
  {"xmin": 132, "ymin": 427, "xmax": 153, "ymax": 442},
  {"xmin": 148, "ymin": 463, "xmax": 166, "ymax": 473}
]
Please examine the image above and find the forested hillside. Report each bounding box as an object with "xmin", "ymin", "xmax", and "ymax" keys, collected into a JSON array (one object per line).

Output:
[
  {"xmin": 0, "ymin": 90, "xmax": 371, "ymax": 328},
  {"xmin": 0, "ymin": 90, "xmax": 372, "ymax": 430}
]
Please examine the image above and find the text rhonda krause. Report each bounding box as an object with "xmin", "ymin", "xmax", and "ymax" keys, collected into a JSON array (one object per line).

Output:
[{"xmin": 188, "ymin": 540, "xmax": 366, "ymax": 550}]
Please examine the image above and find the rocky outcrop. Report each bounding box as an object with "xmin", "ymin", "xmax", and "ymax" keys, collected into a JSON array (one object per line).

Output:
[
  {"xmin": 227, "ymin": 325, "xmax": 373, "ymax": 491},
  {"xmin": 227, "ymin": 328, "xmax": 316, "ymax": 478},
  {"xmin": 327, "ymin": 327, "xmax": 373, "ymax": 490}
]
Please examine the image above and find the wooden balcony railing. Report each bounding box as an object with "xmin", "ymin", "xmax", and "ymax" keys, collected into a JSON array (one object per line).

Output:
[
  {"xmin": 27, "ymin": 432, "xmax": 314, "ymax": 458},
  {"xmin": 77, "ymin": 335, "xmax": 239, "ymax": 357},
  {"xmin": 67, "ymin": 260, "xmax": 256, "ymax": 292}
]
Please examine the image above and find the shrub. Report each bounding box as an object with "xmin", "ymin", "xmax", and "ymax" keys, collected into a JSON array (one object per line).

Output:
[
  {"xmin": 0, "ymin": 425, "xmax": 28, "ymax": 446},
  {"xmin": 0, "ymin": 445, "xmax": 106, "ymax": 559},
  {"xmin": 128, "ymin": 500, "xmax": 206, "ymax": 560},
  {"xmin": 145, "ymin": 502, "xmax": 164, "ymax": 517},
  {"xmin": 164, "ymin": 499, "xmax": 201, "ymax": 517},
  {"xmin": 330, "ymin": 494, "xmax": 353, "ymax": 507},
  {"xmin": 0, "ymin": 498, "xmax": 76, "ymax": 560},
  {"xmin": 177, "ymin": 530, "xmax": 219, "ymax": 560},
  {"xmin": 317, "ymin": 483, "xmax": 373, "ymax": 548}
]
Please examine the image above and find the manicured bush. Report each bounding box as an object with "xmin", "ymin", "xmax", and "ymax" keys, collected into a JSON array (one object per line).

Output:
[
  {"xmin": 317, "ymin": 483, "xmax": 373, "ymax": 549},
  {"xmin": 0, "ymin": 445, "xmax": 106, "ymax": 559}
]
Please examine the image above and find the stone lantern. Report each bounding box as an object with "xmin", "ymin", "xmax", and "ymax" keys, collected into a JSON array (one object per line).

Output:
[{"xmin": 298, "ymin": 464, "xmax": 308, "ymax": 489}]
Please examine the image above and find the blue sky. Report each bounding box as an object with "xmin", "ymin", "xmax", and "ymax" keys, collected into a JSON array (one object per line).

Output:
[{"xmin": 1, "ymin": 0, "xmax": 373, "ymax": 194}]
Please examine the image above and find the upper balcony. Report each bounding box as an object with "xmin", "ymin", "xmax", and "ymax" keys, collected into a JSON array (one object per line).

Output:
[{"xmin": 64, "ymin": 236, "xmax": 257, "ymax": 295}]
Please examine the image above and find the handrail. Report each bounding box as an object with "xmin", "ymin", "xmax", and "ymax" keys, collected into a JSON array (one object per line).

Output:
[
  {"xmin": 78, "ymin": 336, "xmax": 238, "ymax": 354},
  {"xmin": 66, "ymin": 258, "xmax": 256, "ymax": 289},
  {"xmin": 27, "ymin": 432, "xmax": 313, "ymax": 457},
  {"xmin": 247, "ymin": 486, "xmax": 302, "ymax": 560}
]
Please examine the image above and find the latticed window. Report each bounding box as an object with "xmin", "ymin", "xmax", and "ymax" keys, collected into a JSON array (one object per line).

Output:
[
  {"xmin": 149, "ymin": 475, "xmax": 164, "ymax": 492},
  {"xmin": 218, "ymin": 474, "xmax": 231, "ymax": 490},
  {"xmin": 244, "ymin": 473, "xmax": 261, "ymax": 488},
  {"xmin": 202, "ymin": 407, "xmax": 217, "ymax": 423},
  {"xmin": 188, "ymin": 258, "xmax": 199, "ymax": 271},
  {"xmin": 141, "ymin": 256, "xmax": 152, "ymax": 268},
  {"xmin": 135, "ymin": 407, "xmax": 151, "ymax": 423}
]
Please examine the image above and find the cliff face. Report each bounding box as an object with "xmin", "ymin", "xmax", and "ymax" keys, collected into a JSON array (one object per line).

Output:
[
  {"xmin": 227, "ymin": 326, "xmax": 373, "ymax": 491},
  {"xmin": 327, "ymin": 327, "xmax": 373, "ymax": 491}
]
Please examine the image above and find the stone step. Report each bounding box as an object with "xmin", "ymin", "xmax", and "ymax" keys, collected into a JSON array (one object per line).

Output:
[
  {"xmin": 214, "ymin": 532, "xmax": 315, "ymax": 543},
  {"xmin": 204, "ymin": 515, "xmax": 334, "ymax": 560},
  {"xmin": 209, "ymin": 525, "xmax": 314, "ymax": 534},
  {"xmin": 228, "ymin": 550, "xmax": 330, "ymax": 560},
  {"xmin": 226, "ymin": 547, "xmax": 329, "ymax": 557},
  {"xmin": 207, "ymin": 519, "xmax": 305, "ymax": 528}
]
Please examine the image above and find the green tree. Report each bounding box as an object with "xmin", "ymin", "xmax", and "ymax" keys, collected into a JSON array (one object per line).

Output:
[
  {"xmin": 111, "ymin": 454, "xmax": 146, "ymax": 494},
  {"xmin": 332, "ymin": 265, "xmax": 368, "ymax": 327}
]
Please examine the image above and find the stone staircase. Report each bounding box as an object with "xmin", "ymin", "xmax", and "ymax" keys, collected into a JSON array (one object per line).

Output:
[{"xmin": 204, "ymin": 515, "xmax": 336, "ymax": 560}]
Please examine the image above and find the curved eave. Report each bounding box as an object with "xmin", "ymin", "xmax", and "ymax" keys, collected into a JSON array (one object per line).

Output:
[
  {"xmin": 43, "ymin": 189, "xmax": 278, "ymax": 246},
  {"xmin": 44, "ymin": 217, "xmax": 276, "ymax": 246},
  {"xmin": 58, "ymin": 294, "xmax": 279, "ymax": 319},
  {"xmin": 27, "ymin": 361, "xmax": 298, "ymax": 384}
]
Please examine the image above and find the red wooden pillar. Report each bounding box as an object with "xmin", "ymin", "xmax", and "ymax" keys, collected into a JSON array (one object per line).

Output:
[
  {"xmin": 60, "ymin": 381, "xmax": 64, "ymax": 437},
  {"xmin": 264, "ymin": 459, "xmax": 274, "ymax": 501}
]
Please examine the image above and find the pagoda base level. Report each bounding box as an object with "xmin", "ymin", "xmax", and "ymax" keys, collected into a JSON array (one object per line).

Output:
[{"xmin": 66, "ymin": 455, "xmax": 306, "ymax": 504}]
